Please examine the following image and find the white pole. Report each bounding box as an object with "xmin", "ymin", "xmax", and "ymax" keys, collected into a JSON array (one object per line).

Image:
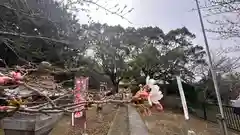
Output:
[
  {"xmin": 71, "ymin": 113, "xmax": 74, "ymax": 126},
  {"xmin": 194, "ymin": 0, "xmax": 228, "ymax": 134},
  {"xmin": 176, "ymin": 76, "xmax": 197, "ymax": 135},
  {"xmin": 176, "ymin": 76, "xmax": 189, "ymax": 120}
]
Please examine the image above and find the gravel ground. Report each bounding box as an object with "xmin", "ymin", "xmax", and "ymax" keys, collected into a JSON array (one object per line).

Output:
[
  {"xmin": 107, "ymin": 105, "xmax": 129, "ymax": 135},
  {"xmin": 51, "ymin": 104, "xmax": 117, "ymax": 135},
  {"xmin": 140, "ymin": 109, "xmax": 239, "ymax": 135}
]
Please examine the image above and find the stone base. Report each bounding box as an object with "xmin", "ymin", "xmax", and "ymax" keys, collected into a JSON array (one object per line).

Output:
[
  {"xmin": 2, "ymin": 112, "xmax": 63, "ymax": 135},
  {"xmin": 4, "ymin": 129, "xmax": 52, "ymax": 135}
]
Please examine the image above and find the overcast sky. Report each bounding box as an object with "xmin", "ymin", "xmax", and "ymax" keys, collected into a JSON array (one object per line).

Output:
[{"xmin": 76, "ymin": 0, "xmax": 239, "ymax": 51}]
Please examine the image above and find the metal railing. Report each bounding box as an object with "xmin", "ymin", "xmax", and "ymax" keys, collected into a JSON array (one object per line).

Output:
[{"xmin": 191, "ymin": 103, "xmax": 240, "ymax": 132}]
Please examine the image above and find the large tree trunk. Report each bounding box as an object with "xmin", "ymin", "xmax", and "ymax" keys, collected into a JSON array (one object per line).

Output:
[
  {"xmin": 162, "ymin": 78, "xmax": 168, "ymax": 97},
  {"xmin": 113, "ymin": 82, "xmax": 119, "ymax": 93},
  {"xmin": 106, "ymin": 82, "xmax": 119, "ymax": 96},
  {"xmin": 109, "ymin": 73, "xmax": 120, "ymax": 93}
]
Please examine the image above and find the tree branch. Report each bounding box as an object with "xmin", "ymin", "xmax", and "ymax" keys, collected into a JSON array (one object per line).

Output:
[
  {"xmin": 0, "ymin": 30, "xmax": 76, "ymax": 46},
  {"xmin": 21, "ymin": 82, "xmax": 56, "ymax": 107}
]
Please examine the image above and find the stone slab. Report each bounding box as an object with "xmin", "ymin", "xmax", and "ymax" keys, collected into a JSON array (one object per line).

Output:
[
  {"xmin": 127, "ymin": 105, "xmax": 149, "ymax": 135},
  {"xmin": 2, "ymin": 112, "xmax": 63, "ymax": 135}
]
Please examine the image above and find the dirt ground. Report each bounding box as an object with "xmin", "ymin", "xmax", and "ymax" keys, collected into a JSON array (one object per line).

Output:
[
  {"xmin": 1, "ymin": 104, "xmax": 239, "ymax": 135},
  {"xmin": 140, "ymin": 109, "xmax": 240, "ymax": 135},
  {"xmin": 51, "ymin": 104, "xmax": 117, "ymax": 135}
]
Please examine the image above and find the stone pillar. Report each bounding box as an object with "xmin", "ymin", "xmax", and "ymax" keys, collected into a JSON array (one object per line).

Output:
[{"xmin": 2, "ymin": 112, "xmax": 63, "ymax": 135}]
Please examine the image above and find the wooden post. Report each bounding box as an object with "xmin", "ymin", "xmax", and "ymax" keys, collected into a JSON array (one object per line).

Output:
[{"xmin": 71, "ymin": 77, "xmax": 89, "ymax": 134}]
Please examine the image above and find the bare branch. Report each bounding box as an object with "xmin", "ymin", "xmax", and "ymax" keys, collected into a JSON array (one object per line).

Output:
[
  {"xmin": 0, "ymin": 30, "xmax": 76, "ymax": 46},
  {"xmin": 0, "ymin": 99, "xmax": 131, "ymax": 114},
  {"xmin": 82, "ymin": 0, "xmax": 132, "ymax": 24},
  {"xmin": 28, "ymin": 92, "xmax": 72, "ymax": 109},
  {"xmin": 199, "ymin": 0, "xmax": 240, "ymax": 39},
  {"xmin": 21, "ymin": 83, "xmax": 56, "ymax": 107}
]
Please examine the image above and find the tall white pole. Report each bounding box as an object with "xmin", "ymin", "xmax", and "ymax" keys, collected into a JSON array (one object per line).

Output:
[
  {"xmin": 176, "ymin": 76, "xmax": 189, "ymax": 121},
  {"xmin": 176, "ymin": 76, "xmax": 197, "ymax": 135},
  {"xmin": 194, "ymin": 0, "xmax": 228, "ymax": 134}
]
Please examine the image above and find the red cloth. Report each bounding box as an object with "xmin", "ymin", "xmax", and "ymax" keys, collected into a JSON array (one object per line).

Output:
[
  {"xmin": 135, "ymin": 90, "xmax": 149, "ymax": 100},
  {"xmin": 0, "ymin": 71, "xmax": 23, "ymax": 85},
  {"xmin": 138, "ymin": 91, "xmax": 149, "ymax": 98},
  {"xmin": 10, "ymin": 71, "xmax": 23, "ymax": 81},
  {"xmin": 0, "ymin": 76, "xmax": 13, "ymax": 85},
  {"xmin": 0, "ymin": 106, "xmax": 8, "ymax": 111}
]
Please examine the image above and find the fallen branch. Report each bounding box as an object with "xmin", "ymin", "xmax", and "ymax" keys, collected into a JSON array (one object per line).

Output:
[
  {"xmin": 59, "ymin": 99, "xmax": 131, "ymax": 108},
  {"xmin": 29, "ymin": 92, "xmax": 73, "ymax": 109},
  {"xmin": 50, "ymin": 67, "xmax": 85, "ymax": 75},
  {"xmin": 0, "ymin": 99, "xmax": 131, "ymax": 112},
  {"xmin": 0, "ymin": 85, "xmax": 19, "ymax": 90},
  {"xmin": 20, "ymin": 66, "xmax": 85, "ymax": 76}
]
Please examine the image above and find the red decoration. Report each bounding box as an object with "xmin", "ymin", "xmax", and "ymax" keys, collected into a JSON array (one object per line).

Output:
[
  {"xmin": 0, "ymin": 106, "xmax": 8, "ymax": 111},
  {"xmin": 0, "ymin": 71, "xmax": 24, "ymax": 85},
  {"xmin": 0, "ymin": 76, "xmax": 13, "ymax": 85},
  {"xmin": 10, "ymin": 71, "xmax": 23, "ymax": 81}
]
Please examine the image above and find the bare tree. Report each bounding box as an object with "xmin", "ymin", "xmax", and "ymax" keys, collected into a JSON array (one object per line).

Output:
[
  {"xmin": 197, "ymin": 47, "xmax": 240, "ymax": 103},
  {"xmin": 201, "ymin": 0, "xmax": 240, "ymax": 40},
  {"xmin": 195, "ymin": 46, "xmax": 240, "ymax": 81},
  {"xmin": 212, "ymin": 47, "xmax": 240, "ymax": 73}
]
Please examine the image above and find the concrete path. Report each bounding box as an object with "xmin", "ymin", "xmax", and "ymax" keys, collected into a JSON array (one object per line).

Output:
[
  {"xmin": 107, "ymin": 106, "xmax": 129, "ymax": 135},
  {"xmin": 128, "ymin": 105, "xmax": 149, "ymax": 135}
]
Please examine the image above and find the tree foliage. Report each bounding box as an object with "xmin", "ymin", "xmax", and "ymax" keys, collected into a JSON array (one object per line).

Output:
[
  {"xmin": 0, "ymin": 0, "xmax": 89, "ymax": 67},
  {"xmin": 0, "ymin": 0, "xmax": 208, "ymax": 94},
  {"xmin": 196, "ymin": 48, "xmax": 240, "ymax": 103},
  {"xmin": 127, "ymin": 27, "xmax": 206, "ymax": 83},
  {"xmin": 81, "ymin": 24, "xmax": 206, "ymax": 92}
]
